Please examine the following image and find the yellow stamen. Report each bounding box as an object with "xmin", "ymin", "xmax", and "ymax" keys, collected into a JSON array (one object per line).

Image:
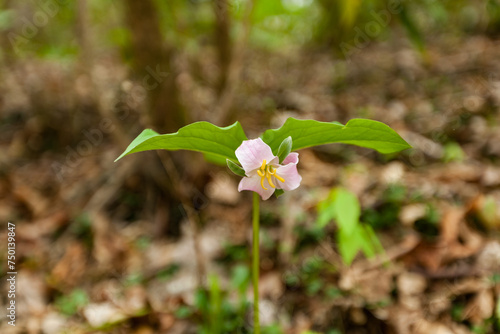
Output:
[
  {"xmin": 266, "ymin": 166, "xmax": 276, "ymax": 188},
  {"xmin": 257, "ymin": 160, "xmax": 286, "ymax": 190},
  {"xmin": 260, "ymin": 177, "xmax": 267, "ymax": 190},
  {"xmin": 274, "ymin": 174, "xmax": 285, "ymax": 183}
]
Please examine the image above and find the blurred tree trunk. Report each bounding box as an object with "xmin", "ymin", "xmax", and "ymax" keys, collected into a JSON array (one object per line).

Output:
[
  {"xmin": 76, "ymin": 0, "xmax": 90, "ymax": 68},
  {"xmin": 124, "ymin": 0, "xmax": 187, "ymax": 133},
  {"xmin": 123, "ymin": 0, "xmax": 203, "ymax": 240},
  {"xmin": 212, "ymin": 0, "xmax": 255, "ymax": 125},
  {"xmin": 0, "ymin": 0, "xmax": 15, "ymax": 66},
  {"xmin": 315, "ymin": 0, "xmax": 347, "ymax": 49},
  {"xmin": 214, "ymin": 0, "xmax": 232, "ymax": 96}
]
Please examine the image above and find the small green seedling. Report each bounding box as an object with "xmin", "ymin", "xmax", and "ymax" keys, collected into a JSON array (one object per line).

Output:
[{"xmin": 317, "ymin": 187, "xmax": 384, "ymax": 265}]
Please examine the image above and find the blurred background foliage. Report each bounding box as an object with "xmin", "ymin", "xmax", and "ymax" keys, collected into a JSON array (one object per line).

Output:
[
  {"xmin": 2, "ymin": 0, "xmax": 500, "ymax": 138},
  {"xmin": 1, "ymin": 0, "xmax": 499, "ymax": 158},
  {"xmin": 2, "ymin": 0, "xmax": 500, "ymax": 62},
  {"xmin": 1, "ymin": 0, "xmax": 500, "ymax": 333}
]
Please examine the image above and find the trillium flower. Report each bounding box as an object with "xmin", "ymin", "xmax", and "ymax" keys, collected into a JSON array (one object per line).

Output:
[{"xmin": 235, "ymin": 138, "xmax": 302, "ymax": 200}]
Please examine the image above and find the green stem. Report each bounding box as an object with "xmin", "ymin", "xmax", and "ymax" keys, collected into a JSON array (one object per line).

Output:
[{"xmin": 252, "ymin": 192, "xmax": 260, "ymax": 334}]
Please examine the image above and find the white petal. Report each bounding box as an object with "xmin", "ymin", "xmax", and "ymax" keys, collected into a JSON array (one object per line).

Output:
[
  {"xmin": 238, "ymin": 174, "xmax": 276, "ymax": 200},
  {"xmin": 281, "ymin": 152, "xmax": 299, "ymax": 165},
  {"xmin": 275, "ymin": 163, "xmax": 302, "ymax": 191},
  {"xmin": 235, "ymin": 138, "xmax": 277, "ymax": 174}
]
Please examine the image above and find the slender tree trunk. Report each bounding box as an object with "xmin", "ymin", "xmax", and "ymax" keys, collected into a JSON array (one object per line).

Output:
[
  {"xmin": 214, "ymin": 0, "xmax": 232, "ymax": 96},
  {"xmin": 123, "ymin": 0, "xmax": 204, "ymax": 241},
  {"xmin": 123, "ymin": 0, "xmax": 187, "ymax": 133},
  {"xmin": 76, "ymin": 0, "xmax": 90, "ymax": 68},
  {"xmin": 213, "ymin": 0, "xmax": 255, "ymax": 125}
]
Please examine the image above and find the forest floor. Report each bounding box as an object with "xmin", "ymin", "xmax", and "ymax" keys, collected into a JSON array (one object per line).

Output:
[{"xmin": 1, "ymin": 31, "xmax": 500, "ymax": 334}]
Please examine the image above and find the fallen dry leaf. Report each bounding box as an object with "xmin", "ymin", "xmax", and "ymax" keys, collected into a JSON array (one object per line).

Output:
[
  {"xmin": 83, "ymin": 302, "xmax": 127, "ymax": 328},
  {"xmin": 50, "ymin": 242, "xmax": 87, "ymax": 289},
  {"xmin": 462, "ymin": 288, "xmax": 495, "ymax": 324}
]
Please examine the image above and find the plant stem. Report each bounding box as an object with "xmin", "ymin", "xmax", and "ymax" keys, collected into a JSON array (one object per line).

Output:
[{"xmin": 252, "ymin": 192, "xmax": 260, "ymax": 334}]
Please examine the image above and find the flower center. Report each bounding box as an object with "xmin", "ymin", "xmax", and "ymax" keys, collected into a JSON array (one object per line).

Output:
[{"xmin": 256, "ymin": 160, "xmax": 285, "ymax": 190}]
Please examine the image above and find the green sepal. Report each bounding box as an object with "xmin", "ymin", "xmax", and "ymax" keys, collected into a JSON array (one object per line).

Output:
[
  {"xmin": 277, "ymin": 136, "xmax": 292, "ymax": 163},
  {"xmin": 226, "ymin": 159, "xmax": 246, "ymax": 177}
]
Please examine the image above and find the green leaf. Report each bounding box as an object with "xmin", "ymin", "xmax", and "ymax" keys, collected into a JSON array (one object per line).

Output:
[
  {"xmin": 252, "ymin": 0, "xmax": 287, "ymax": 23},
  {"xmin": 316, "ymin": 191, "xmax": 338, "ymax": 228},
  {"xmin": 358, "ymin": 226, "xmax": 376, "ymax": 259},
  {"xmin": 55, "ymin": 289, "xmax": 89, "ymax": 316},
  {"xmin": 230, "ymin": 265, "xmax": 250, "ymax": 293},
  {"xmin": 334, "ymin": 188, "xmax": 360, "ymax": 236},
  {"xmin": 316, "ymin": 188, "xmax": 359, "ymax": 233},
  {"xmin": 0, "ymin": 9, "xmax": 15, "ymax": 31},
  {"xmin": 261, "ymin": 118, "xmax": 411, "ymax": 155},
  {"xmin": 115, "ymin": 121, "xmax": 247, "ymax": 162},
  {"xmin": 274, "ymin": 189, "xmax": 285, "ymax": 198},
  {"xmin": 316, "ymin": 187, "xmax": 384, "ymax": 265},
  {"xmin": 203, "ymin": 153, "xmax": 228, "ymax": 166},
  {"xmin": 277, "ymin": 136, "xmax": 293, "ymax": 163},
  {"xmin": 338, "ymin": 224, "xmax": 376, "ymax": 265},
  {"xmin": 227, "ymin": 159, "xmax": 246, "ymax": 177},
  {"xmin": 338, "ymin": 228, "xmax": 360, "ymax": 265},
  {"xmin": 360, "ymin": 224, "xmax": 384, "ymax": 258}
]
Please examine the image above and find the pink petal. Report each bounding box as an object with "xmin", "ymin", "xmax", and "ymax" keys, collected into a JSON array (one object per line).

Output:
[
  {"xmin": 238, "ymin": 174, "xmax": 275, "ymax": 200},
  {"xmin": 275, "ymin": 162, "xmax": 302, "ymax": 191},
  {"xmin": 281, "ymin": 152, "xmax": 299, "ymax": 165},
  {"xmin": 235, "ymin": 138, "xmax": 277, "ymax": 174}
]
